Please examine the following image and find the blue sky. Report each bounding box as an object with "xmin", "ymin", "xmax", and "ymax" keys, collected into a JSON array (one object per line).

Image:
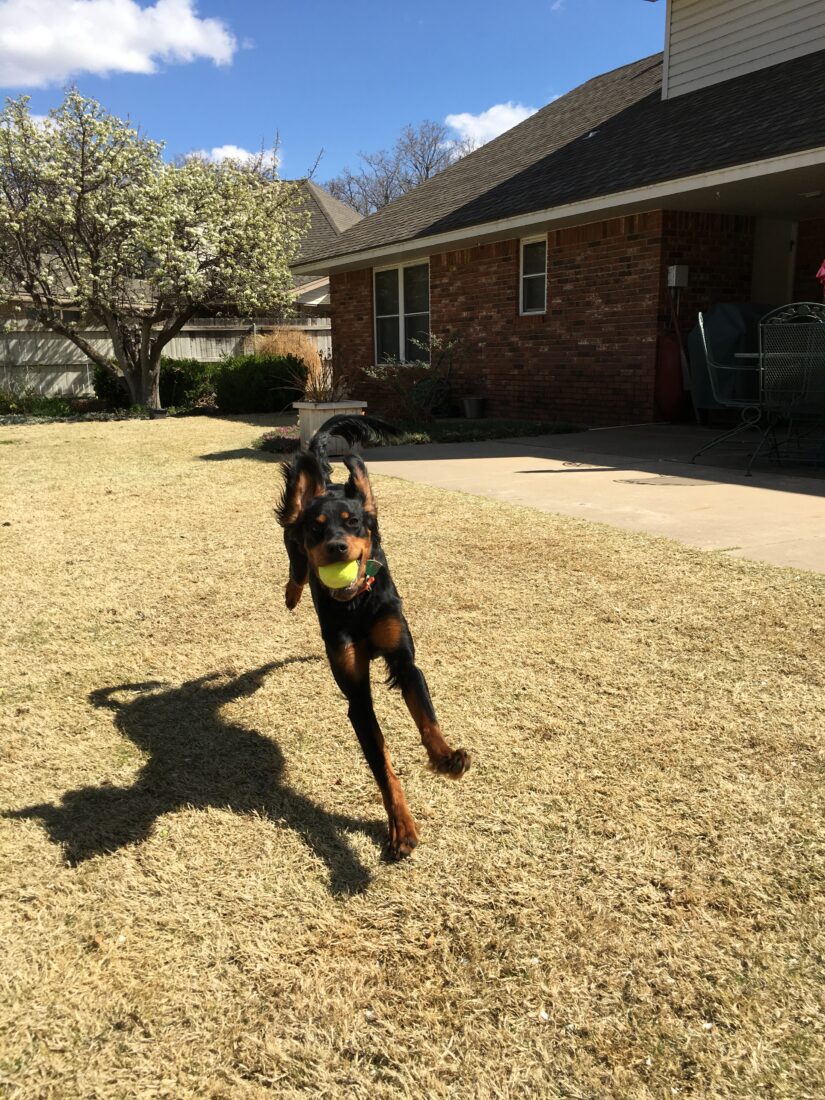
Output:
[{"xmin": 0, "ymin": 0, "xmax": 666, "ymax": 181}]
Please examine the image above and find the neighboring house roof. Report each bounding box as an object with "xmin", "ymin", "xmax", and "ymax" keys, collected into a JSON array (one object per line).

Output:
[
  {"xmin": 291, "ymin": 181, "xmax": 363, "ymax": 294},
  {"xmin": 291, "ymin": 275, "xmax": 330, "ymax": 307},
  {"xmin": 296, "ymin": 179, "xmax": 363, "ymax": 262},
  {"xmin": 296, "ymin": 49, "xmax": 825, "ymax": 270}
]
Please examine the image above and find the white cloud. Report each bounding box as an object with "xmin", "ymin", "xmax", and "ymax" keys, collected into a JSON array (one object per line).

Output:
[
  {"xmin": 445, "ymin": 101, "xmax": 538, "ymax": 147},
  {"xmin": 190, "ymin": 144, "xmax": 278, "ymax": 168},
  {"xmin": 0, "ymin": 0, "xmax": 237, "ymax": 88},
  {"xmin": 551, "ymin": 1, "xmax": 565, "ymax": 11}
]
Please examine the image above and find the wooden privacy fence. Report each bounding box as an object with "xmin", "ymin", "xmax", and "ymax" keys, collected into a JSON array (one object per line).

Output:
[{"xmin": 0, "ymin": 316, "xmax": 332, "ymax": 396}]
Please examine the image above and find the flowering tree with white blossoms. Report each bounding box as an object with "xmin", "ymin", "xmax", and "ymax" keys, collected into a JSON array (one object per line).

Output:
[{"xmin": 0, "ymin": 91, "xmax": 307, "ymax": 408}]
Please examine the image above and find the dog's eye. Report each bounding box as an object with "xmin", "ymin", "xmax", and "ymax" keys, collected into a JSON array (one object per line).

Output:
[{"xmin": 345, "ymin": 516, "xmax": 360, "ymax": 529}]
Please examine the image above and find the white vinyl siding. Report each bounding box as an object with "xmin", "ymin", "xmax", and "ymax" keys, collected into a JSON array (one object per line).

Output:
[{"xmin": 663, "ymin": 0, "xmax": 825, "ymax": 99}]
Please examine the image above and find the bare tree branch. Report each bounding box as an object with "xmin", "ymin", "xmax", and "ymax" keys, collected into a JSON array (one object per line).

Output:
[{"xmin": 325, "ymin": 120, "xmax": 469, "ymax": 216}]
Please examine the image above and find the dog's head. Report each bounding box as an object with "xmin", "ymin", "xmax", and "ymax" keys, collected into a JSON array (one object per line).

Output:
[{"xmin": 277, "ymin": 452, "xmax": 378, "ymax": 601}]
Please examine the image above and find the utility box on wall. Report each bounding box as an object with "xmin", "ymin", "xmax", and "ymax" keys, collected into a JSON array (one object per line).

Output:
[{"xmin": 667, "ymin": 265, "xmax": 689, "ymax": 288}]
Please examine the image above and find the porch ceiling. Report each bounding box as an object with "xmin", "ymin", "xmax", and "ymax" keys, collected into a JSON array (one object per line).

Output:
[{"xmin": 642, "ymin": 160, "xmax": 825, "ymax": 221}]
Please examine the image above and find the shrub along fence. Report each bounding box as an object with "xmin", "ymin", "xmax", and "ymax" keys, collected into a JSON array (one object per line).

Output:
[
  {"xmin": 0, "ymin": 317, "xmax": 330, "ymax": 398},
  {"xmin": 91, "ymin": 354, "xmax": 307, "ymax": 415}
]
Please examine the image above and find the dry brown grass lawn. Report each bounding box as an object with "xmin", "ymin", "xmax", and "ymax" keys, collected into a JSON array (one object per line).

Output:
[{"xmin": 1, "ymin": 416, "xmax": 823, "ymax": 1099}]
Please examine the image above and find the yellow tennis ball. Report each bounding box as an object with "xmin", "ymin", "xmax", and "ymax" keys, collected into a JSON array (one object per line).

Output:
[{"xmin": 318, "ymin": 560, "xmax": 360, "ymax": 589}]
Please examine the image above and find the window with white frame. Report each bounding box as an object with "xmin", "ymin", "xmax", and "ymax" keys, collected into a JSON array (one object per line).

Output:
[
  {"xmin": 374, "ymin": 262, "xmax": 430, "ymax": 362},
  {"xmin": 520, "ymin": 237, "xmax": 547, "ymax": 314}
]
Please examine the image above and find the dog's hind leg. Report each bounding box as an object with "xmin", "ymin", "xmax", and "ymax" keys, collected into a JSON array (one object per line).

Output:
[{"xmin": 328, "ymin": 640, "xmax": 419, "ymax": 860}]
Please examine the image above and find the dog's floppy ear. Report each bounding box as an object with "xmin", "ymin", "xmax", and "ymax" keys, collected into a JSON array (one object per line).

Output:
[
  {"xmin": 276, "ymin": 452, "xmax": 326, "ymax": 528},
  {"xmin": 342, "ymin": 454, "xmax": 376, "ymax": 517}
]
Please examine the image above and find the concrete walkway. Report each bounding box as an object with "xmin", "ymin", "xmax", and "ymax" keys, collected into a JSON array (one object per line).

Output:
[{"xmin": 365, "ymin": 425, "xmax": 825, "ymax": 573}]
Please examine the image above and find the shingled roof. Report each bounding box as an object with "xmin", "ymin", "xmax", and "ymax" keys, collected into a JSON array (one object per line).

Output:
[
  {"xmin": 296, "ymin": 180, "xmax": 363, "ymax": 261},
  {"xmin": 298, "ymin": 48, "xmax": 825, "ymax": 268}
]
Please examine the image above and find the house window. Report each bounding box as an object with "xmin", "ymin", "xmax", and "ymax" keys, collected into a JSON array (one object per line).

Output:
[
  {"xmin": 374, "ymin": 262, "xmax": 430, "ymax": 361},
  {"xmin": 520, "ymin": 236, "xmax": 547, "ymax": 314}
]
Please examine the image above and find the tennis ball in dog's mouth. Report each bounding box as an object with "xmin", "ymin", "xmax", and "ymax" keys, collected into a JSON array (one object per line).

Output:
[{"xmin": 318, "ymin": 560, "xmax": 360, "ymax": 589}]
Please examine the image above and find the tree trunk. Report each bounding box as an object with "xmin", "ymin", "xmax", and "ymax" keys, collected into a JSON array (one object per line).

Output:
[
  {"xmin": 81, "ymin": 308, "xmax": 196, "ymax": 410},
  {"xmin": 143, "ymin": 361, "xmax": 161, "ymax": 410},
  {"xmin": 123, "ymin": 370, "xmax": 141, "ymax": 407},
  {"xmin": 143, "ymin": 307, "xmax": 196, "ymax": 410},
  {"xmin": 120, "ymin": 363, "xmax": 160, "ymax": 411},
  {"xmin": 29, "ymin": 312, "xmax": 159, "ymax": 408},
  {"xmin": 138, "ymin": 321, "xmax": 162, "ymax": 410},
  {"xmin": 105, "ymin": 316, "xmax": 160, "ymax": 409}
]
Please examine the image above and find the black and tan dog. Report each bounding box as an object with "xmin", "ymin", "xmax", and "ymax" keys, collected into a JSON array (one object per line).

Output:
[{"xmin": 277, "ymin": 415, "xmax": 469, "ymax": 859}]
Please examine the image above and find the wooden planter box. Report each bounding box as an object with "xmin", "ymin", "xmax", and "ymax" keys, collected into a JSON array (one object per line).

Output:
[{"xmin": 293, "ymin": 400, "xmax": 368, "ymax": 456}]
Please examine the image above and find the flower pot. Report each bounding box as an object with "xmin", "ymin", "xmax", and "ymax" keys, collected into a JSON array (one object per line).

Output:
[{"xmin": 293, "ymin": 400, "xmax": 368, "ymax": 455}]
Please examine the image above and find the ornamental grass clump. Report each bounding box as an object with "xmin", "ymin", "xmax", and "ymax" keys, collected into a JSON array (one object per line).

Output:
[
  {"xmin": 298, "ymin": 353, "xmax": 351, "ymax": 402},
  {"xmin": 250, "ymin": 330, "xmax": 349, "ymax": 403},
  {"xmin": 249, "ymin": 329, "xmax": 322, "ymax": 377}
]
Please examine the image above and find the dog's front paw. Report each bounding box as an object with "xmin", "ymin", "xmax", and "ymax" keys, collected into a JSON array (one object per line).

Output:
[
  {"xmin": 434, "ymin": 748, "xmax": 470, "ymax": 778},
  {"xmin": 285, "ymin": 579, "xmax": 304, "ymax": 611},
  {"xmin": 384, "ymin": 816, "xmax": 419, "ymax": 861}
]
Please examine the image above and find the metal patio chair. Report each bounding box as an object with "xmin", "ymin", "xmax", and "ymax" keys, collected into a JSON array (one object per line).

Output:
[
  {"xmin": 690, "ymin": 310, "xmax": 762, "ymax": 464},
  {"xmin": 746, "ymin": 302, "xmax": 825, "ymax": 471}
]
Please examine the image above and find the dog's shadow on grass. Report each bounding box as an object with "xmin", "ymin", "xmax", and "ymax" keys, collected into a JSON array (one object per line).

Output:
[{"xmin": 7, "ymin": 660, "xmax": 386, "ymax": 896}]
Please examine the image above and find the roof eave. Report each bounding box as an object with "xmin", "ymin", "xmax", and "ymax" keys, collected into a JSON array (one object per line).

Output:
[{"xmin": 292, "ymin": 144, "xmax": 825, "ymax": 275}]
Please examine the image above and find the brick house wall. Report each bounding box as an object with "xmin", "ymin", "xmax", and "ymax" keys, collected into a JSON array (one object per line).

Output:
[
  {"xmin": 329, "ymin": 209, "xmax": 757, "ymax": 427},
  {"xmin": 794, "ymin": 218, "xmax": 825, "ymax": 302},
  {"xmin": 328, "ymin": 268, "xmax": 373, "ymax": 376},
  {"xmin": 658, "ymin": 211, "xmax": 755, "ymax": 344},
  {"xmin": 431, "ymin": 213, "xmax": 663, "ymax": 424}
]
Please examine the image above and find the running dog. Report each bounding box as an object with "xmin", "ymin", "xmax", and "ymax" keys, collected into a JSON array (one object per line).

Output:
[{"xmin": 276, "ymin": 415, "xmax": 469, "ymax": 859}]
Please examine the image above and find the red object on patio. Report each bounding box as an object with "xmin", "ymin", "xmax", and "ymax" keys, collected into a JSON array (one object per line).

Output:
[
  {"xmin": 655, "ymin": 332, "xmax": 686, "ymax": 420},
  {"xmin": 817, "ymin": 259, "xmax": 825, "ymax": 289}
]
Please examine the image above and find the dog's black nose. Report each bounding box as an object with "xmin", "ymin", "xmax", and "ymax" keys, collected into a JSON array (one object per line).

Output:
[{"xmin": 327, "ymin": 540, "xmax": 348, "ymax": 559}]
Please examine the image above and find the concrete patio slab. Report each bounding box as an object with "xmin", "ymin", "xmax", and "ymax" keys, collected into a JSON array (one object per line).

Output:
[{"xmin": 364, "ymin": 426, "xmax": 825, "ymax": 573}]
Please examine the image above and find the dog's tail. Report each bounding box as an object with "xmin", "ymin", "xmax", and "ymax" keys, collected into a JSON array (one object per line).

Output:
[{"xmin": 309, "ymin": 414, "xmax": 402, "ymax": 480}]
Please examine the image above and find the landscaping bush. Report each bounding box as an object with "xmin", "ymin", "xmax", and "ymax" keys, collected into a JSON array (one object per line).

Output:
[
  {"xmin": 159, "ymin": 358, "xmax": 217, "ymax": 409},
  {"xmin": 213, "ymin": 354, "xmax": 306, "ymax": 414},
  {"xmin": 248, "ymin": 332, "xmax": 349, "ymax": 403},
  {"xmin": 93, "ymin": 358, "xmax": 219, "ymax": 409},
  {"xmin": 360, "ymin": 333, "xmax": 458, "ymax": 422},
  {"xmin": 252, "ymin": 425, "xmax": 301, "ymax": 453},
  {"xmin": 388, "ymin": 418, "xmax": 582, "ymax": 444},
  {"xmin": 92, "ymin": 363, "xmax": 130, "ymax": 406},
  {"xmin": 0, "ymin": 386, "xmax": 73, "ymax": 417}
]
